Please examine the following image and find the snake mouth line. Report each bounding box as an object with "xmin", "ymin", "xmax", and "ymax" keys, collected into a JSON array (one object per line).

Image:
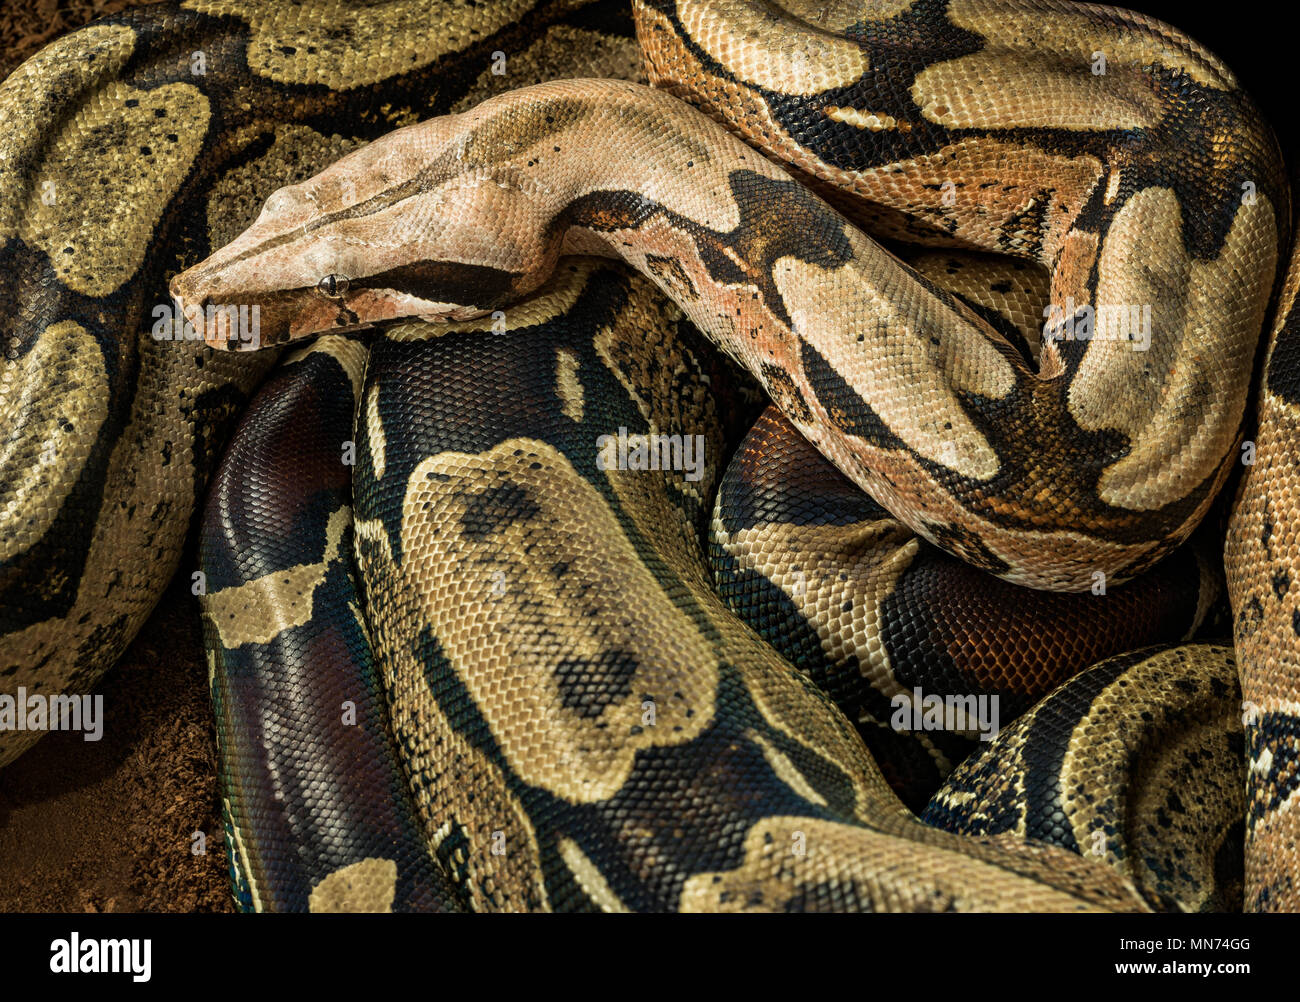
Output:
[
  {"xmin": 164, "ymin": 288, "xmax": 388, "ymax": 351},
  {"xmin": 169, "ymin": 260, "xmax": 518, "ymax": 350}
]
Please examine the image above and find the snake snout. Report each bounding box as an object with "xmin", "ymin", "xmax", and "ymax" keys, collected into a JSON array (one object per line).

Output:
[{"xmin": 166, "ymin": 276, "xmax": 304, "ymax": 352}]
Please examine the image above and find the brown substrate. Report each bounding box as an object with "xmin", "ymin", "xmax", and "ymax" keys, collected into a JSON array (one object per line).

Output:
[
  {"xmin": 0, "ymin": 0, "xmax": 167, "ymax": 79},
  {"xmin": 0, "ymin": 574, "xmax": 233, "ymax": 912}
]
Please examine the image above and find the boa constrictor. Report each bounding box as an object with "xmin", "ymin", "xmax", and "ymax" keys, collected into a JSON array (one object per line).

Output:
[{"xmin": 0, "ymin": 0, "xmax": 1293, "ymax": 912}]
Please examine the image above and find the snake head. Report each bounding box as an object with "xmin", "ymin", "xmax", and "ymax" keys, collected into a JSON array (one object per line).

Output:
[{"xmin": 169, "ymin": 97, "xmax": 572, "ymax": 351}]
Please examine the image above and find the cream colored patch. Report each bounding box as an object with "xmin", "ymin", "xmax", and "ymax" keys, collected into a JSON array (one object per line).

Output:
[
  {"xmin": 716, "ymin": 516, "xmax": 916, "ymax": 703},
  {"xmin": 917, "ymin": 0, "xmax": 1234, "ymax": 130},
  {"xmin": 204, "ymin": 646, "xmax": 219, "ymax": 691},
  {"xmin": 1104, "ymin": 168, "xmax": 1122, "ymax": 206},
  {"xmin": 0, "ymin": 322, "xmax": 109, "ymax": 564},
  {"xmin": 1068, "ymin": 188, "xmax": 1276, "ymax": 510},
  {"xmin": 203, "ymin": 506, "xmax": 351, "ymax": 648},
  {"xmin": 782, "ymin": 0, "xmax": 917, "ymax": 28},
  {"xmin": 940, "ymin": 789, "xmax": 976, "ymax": 809},
  {"xmin": 746, "ymin": 730, "xmax": 829, "ymax": 807},
  {"xmin": 352, "ymin": 515, "xmax": 395, "ymax": 565},
  {"xmin": 946, "ymin": 0, "xmax": 1233, "ymax": 91},
  {"xmin": 555, "ymin": 347, "xmax": 584, "ymax": 423},
  {"xmin": 913, "ymin": 55, "xmax": 1156, "ymax": 131},
  {"xmin": 678, "ymin": 0, "xmax": 869, "ymax": 96},
  {"xmin": 400, "ymin": 438, "xmax": 717, "ymax": 803},
  {"xmin": 558, "ymin": 837, "xmax": 630, "ymax": 912},
  {"xmin": 919, "ymin": 0, "xmax": 1237, "ymax": 129},
  {"xmin": 451, "ymin": 24, "xmax": 645, "ymax": 112},
  {"xmin": 677, "ymin": 815, "xmax": 1120, "ymax": 912},
  {"xmin": 184, "ymin": 0, "xmax": 531, "ymax": 88},
  {"xmin": 825, "ymin": 106, "xmax": 898, "ymax": 132},
  {"xmin": 308, "ymin": 858, "xmax": 398, "ymax": 913},
  {"xmin": 15, "ymin": 80, "xmax": 208, "ymax": 296},
  {"xmin": 0, "ymin": 23, "xmax": 138, "ymax": 243},
  {"xmin": 365, "ymin": 386, "xmax": 386, "ymax": 480},
  {"xmin": 427, "ymin": 820, "xmax": 454, "ymax": 853},
  {"xmin": 775, "ymin": 248, "xmax": 1011, "ymax": 480}
]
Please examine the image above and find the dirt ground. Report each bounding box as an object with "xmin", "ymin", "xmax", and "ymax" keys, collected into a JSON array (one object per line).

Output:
[
  {"xmin": 0, "ymin": 0, "xmax": 232, "ymax": 913},
  {"xmin": 0, "ymin": 575, "xmax": 232, "ymax": 912}
]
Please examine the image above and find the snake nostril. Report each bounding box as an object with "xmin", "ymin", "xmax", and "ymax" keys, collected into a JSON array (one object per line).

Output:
[{"xmin": 317, "ymin": 274, "xmax": 349, "ymax": 298}]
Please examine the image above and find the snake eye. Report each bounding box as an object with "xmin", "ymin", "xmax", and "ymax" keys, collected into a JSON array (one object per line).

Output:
[{"xmin": 317, "ymin": 274, "xmax": 349, "ymax": 298}]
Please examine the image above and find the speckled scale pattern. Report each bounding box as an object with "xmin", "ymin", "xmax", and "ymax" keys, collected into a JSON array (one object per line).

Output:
[
  {"xmin": 5, "ymin": 0, "xmax": 1298, "ymax": 913},
  {"xmin": 633, "ymin": 0, "xmax": 1288, "ymax": 595},
  {"xmin": 1226, "ymin": 240, "xmax": 1300, "ymax": 911},
  {"xmin": 345, "ymin": 260, "xmax": 1149, "ymax": 912},
  {"xmin": 199, "ymin": 338, "xmax": 462, "ymax": 912},
  {"xmin": 711, "ymin": 407, "xmax": 1217, "ymax": 792},
  {"xmin": 0, "ymin": 0, "xmax": 637, "ymax": 767},
  {"xmin": 923, "ymin": 645, "xmax": 1245, "ymax": 912}
]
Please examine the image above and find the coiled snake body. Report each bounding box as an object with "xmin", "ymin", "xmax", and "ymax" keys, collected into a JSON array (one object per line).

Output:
[{"xmin": 1, "ymin": 0, "xmax": 1295, "ymax": 911}]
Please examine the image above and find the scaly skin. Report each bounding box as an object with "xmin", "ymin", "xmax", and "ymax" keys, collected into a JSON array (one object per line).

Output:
[
  {"xmin": 5, "ymin": 0, "xmax": 1295, "ymax": 911},
  {"xmin": 171, "ymin": 75, "xmax": 1283, "ymax": 593}
]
